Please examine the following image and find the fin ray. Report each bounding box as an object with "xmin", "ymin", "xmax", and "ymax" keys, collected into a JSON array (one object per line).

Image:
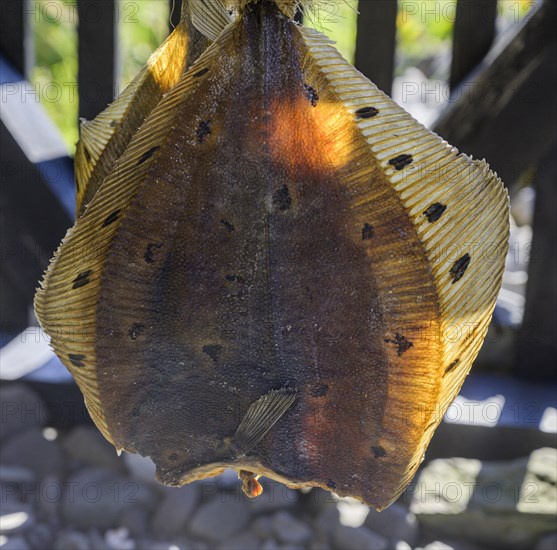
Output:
[
  {"xmin": 300, "ymin": 25, "xmax": 509, "ymax": 506},
  {"xmin": 234, "ymin": 388, "xmax": 297, "ymax": 454},
  {"xmin": 189, "ymin": 0, "xmax": 232, "ymax": 41},
  {"xmin": 74, "ymin": 21, "xmax": 190, "ymax": 215}
]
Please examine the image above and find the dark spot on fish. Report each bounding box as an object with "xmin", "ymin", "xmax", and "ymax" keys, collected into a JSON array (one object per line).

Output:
[
  {"xmin": 168, "ymin": 453, "xmax": 179, "ymax": 461},
  {"xmin": 109, "ymin": 119, "xmax": 117, "ymax": 127},
  {"xmin": 303, "ymin": 83, "xmax": 319, "ymax": 106},
  {"xmin": 327, "ymin": 480, "xmax": 337, "ymax": 490},
  {"xmin": 128, "ymin": 323, "xmax": 145, "ymax": 340},
  {"xmin": 424, "ymin": 202, "xmax": 447, "ymax": 223},
  {"xmin": 68, "ymin": 353, "xmax": 86, "ymax": 368},
  {"xmin": 388, "ymin": 154, "xmax": 413, "ymax": 170},
  {"xmin": 137, "ymin": 146, "xmax": 160, "ymax": 165},
  {"xmin": 384, "ymin": 333, "xmax": 413, "ymax": 356},
  {"xmin": 196, "ymin": 120, "xmax": 212, "ymax": 143},
  {"xmin": 450, "ymin": 253, "xmax": 471, "ymax": 283},
  {"xmin": 372, "ymin": 446, "xmax": 387, "ymax": 458},
  {"xmin": 102, "ymin": 210, "xmax": 121, "ymax": 227},
  {"xmin": 444, "ymin": 358, "xmax": 460, "ymax": 376},
  {"xmin": 311, "ymin": 384, "xmax": 329, "ymax": 398},
  {"xmin": 193, "ymin": 67, "xmax": 209, "ymax": 78},
  {"xmin": 273, "ymin": 184, "xmax": 292, "ymax": 211},
  {"xmin": 83, "ymin": 147, "xmax": 91, "ymax": 162},
  {"xmin": 220, "ymin": 219, "xmax": 235, "ymax": 232},
  {"xmin": 355, "ymin": 106, "xmax": 379, "ymax": 119},
  {"xmin": 202, "ymin": 344, "xmax": 222, "ymax": 363},
  {"xmin": 144, "ymin": 243, "xmax": 163, "ymax": 264},
  {"xmin": 225, "ymin": 274, "xmax": 244, "ymax": 283},
  {"xmin": 72, "ymin": 270, "xmax": 92, "ymax": 289},
  {"xmin": 362, "ymin": 223, "xmax": 374, "ymax": 240}
]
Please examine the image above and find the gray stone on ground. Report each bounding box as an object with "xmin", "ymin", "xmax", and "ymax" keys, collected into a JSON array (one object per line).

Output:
[
  {"xmin": 420, "ymin": 542, "xmax": 454, "ymax": 550},
  {"xmin": 218, "ymin": 531, "xmax": 260, "ymax": 549},
  {"xmin": 0, "ymin": 465, "xmax": 35, "ymax": 484},
  {"xmin": 309, "ymin": 538, "xmax": 332, "ymax": 550},
  {"xmin": 62, "ymin": 426, "xmax": 125, "ymax": 472},
  {"xmin": 313, "ymin": 505, "xmax": 340, "ymax": 540},
  {"xmin": 60, "ymin": 468, "xmax": 154, "ymax": 530},
  {"xmin": 365, "ymin": 502, "xmax": 419, "ymax": 546},
  {"xmin": 536, "ymin": 532, "xmax": 557, "ymax": 550},
  {"xmin": 261, "ymin": 540, "xmax": 280, "ymax": 550},
  {"xmin": 37, "ymin": 476, "xmax": 62, "ymax": 524},
  {"xmin": 337, "ymin": 497, "xmax": 370, "ymax": 527},
  {"xmin": 333, "ymin": 524, "xmax": 389, "ymax": 550},
  {"xmin": 105, "ymin": 526, "xmax": 135, "ymax": 549},
  {"xmin": 86, "ymin": 529, "xmax": 105, "ymax": 549},
  {"xmin": 150, "ymin": 485, "xmax": 199, "ymax": 537},
  {"xmin": 25, "ymin": 522, "xmax": 54, "ymax": 549},
  {"xmin": 272, "ymin": 510, "xmax": 312, "ymax": 545},
  {"xmin": 0, "ymin": 384, "xmax": 45, "ymax": 441},
  {"xmin": 422, "ymin": 538, "xmax": 484, "ymax": 550},
  {"xmin": 1, "ymin": 427, "xmax": 65, "ymax": 478},
  {"xmin": 0, "ymin": 510, "xmax": 34, "ymax": 534},
  {"xmin": 0, "ymin": 535, "xmax": 31, "ymax": 550},
  {"xmin": 53, "ymin": 530, "xmax": 92, "ymax": 550},
  {"xmin": 138, "ymin": 541, "xmax": 193, "ymax": 550},
  {"xmin": 0, "ymin": 478, "xmax": 34, "ymax": 518},
  {"xmin": 119, "ymin": 506, "xmax": 151, "ymax": 537},
  {"xmin": 189, "ymin": 496, "xmax": 251, "ymax": 542},
  {"xmin": 252, "ymin": 516, "xmax": 274, "ymax": 539},
  {"xmin": 410, "ymin": 448, "xmax": 557, "ymax": 549}
]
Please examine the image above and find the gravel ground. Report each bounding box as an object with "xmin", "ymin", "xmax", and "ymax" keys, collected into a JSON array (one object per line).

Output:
[{"xmin": 1, "ymin": 384, "xmax": 555, "ymax": 550}]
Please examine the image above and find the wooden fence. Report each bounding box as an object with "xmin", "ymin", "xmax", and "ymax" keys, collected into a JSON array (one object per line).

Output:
[{"xmin": 0, "ymin": 0, "xmax": 504, "ymax": 117}]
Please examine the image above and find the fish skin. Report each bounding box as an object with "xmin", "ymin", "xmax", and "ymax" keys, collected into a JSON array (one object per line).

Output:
[
  {"xmin": 94, "ymin": 2, "xmax": 437, "ymax": 510},
  {"xmin": 35, "ymin": 0, "xmax": 509, "ymax": 510}
]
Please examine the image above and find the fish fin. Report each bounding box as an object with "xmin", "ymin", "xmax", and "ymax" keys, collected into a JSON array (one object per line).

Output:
[
  {"xmin": 234, "ymin": 388, "xmax": 297, "ymax": 454},
  {"xmin": 299, "ymin": 25, "xmax": 509, "ymax": 507},
  {"xmin": 33, "ymin": 30, "xmax": 233, "ymax": 448},
  {"xmin": 74, "ymin": 21, "xmax": 189, "ymax": 215},
  {"xmin": 189, "ymin": 0, "xmax": 232, "ymax": 41}
]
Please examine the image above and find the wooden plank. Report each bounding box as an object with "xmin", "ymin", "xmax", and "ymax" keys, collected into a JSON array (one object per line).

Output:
[
  {"xmin": 516, "ymin": 148, "xmax": 557, "ymax": 380},
  {"xmin": 0, "ymin": 0, "xmax": 29, "ymax": 77},
  {"xmin": 77, "ymin": 0, "xmax": 117, "ymax": 120},
  {"xmin": 433, "ymin": 1, "xmax": 557, "ymax": 187},
  {"xmin": 450, "ymin": 0, "xmax": 498, "ymax": 90},
  {"xmin": 0, "ymin": 274, "xmax": 28, "ymax": 341},
  {"xmin": 0, "ymin": 121, "xmax": 71, "ymax": 333},
  {"xmin": 354, "ymin": 0, "xmax": 397, "ymax": 96}
]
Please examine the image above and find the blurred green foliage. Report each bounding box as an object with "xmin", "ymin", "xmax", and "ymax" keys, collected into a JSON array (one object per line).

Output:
[
  {"xmin": 397, "ymin": 0, "xmax": 454, "ymax": 74},
  {"xmin": 31, "ymin": 0, "xmax": 78, "ymax": 150},
  {"xmin": 305, "ymin": 0, "xmax": 358, "ymax": 63},
  {"xmin": 30, "ymin": 0, "xmax": 534, "ymax": 155},
  {"xmin": 119, "ymin": 0, "xmax": 169, "ymax": 87}
]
